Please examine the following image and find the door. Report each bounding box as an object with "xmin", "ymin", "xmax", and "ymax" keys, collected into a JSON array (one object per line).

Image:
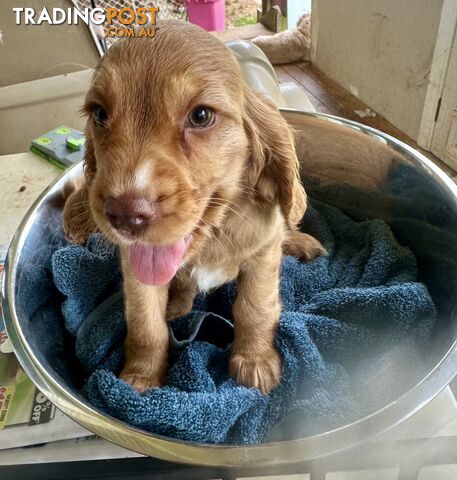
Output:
[{"xmin": 431, "ymin": 29, "xmax": 457, "ymax": 169}]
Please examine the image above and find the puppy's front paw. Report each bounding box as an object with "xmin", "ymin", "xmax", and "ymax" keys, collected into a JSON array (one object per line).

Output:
[
  {"xmin": 229, "ymin": 347, "xmax": 282, "ymax": 394},
  {"xmin": 119, "ymin": 369, "xmax": 165, "ymax": 393},
  {"xmin": 302, "ymin": 236, "xmax": 327, "ymax": 261},
  {"xmin": 165, "ymin": 299, "xmax": 193, "ymax": 322}
]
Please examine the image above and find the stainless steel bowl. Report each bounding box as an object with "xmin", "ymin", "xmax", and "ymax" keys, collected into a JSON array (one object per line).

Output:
[{"xmin": 3, "ymin": 110, "xmax": 457, "ymax": 466}]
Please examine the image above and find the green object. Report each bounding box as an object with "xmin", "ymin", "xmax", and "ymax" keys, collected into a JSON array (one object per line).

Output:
[
  {"xmin": 66, "ymin": 136, "xmax": 85, "ymax": 151},
  {"xmin": 36, "ymin": 137, "xmax": 52, "ymax": 146},
  {"xmin": 30, "ymin": 125, "xmax": 85, "ymax": 169},
  {"xmin": 54, "ymin": 127, "xmax": 72, "ymax": 135}
]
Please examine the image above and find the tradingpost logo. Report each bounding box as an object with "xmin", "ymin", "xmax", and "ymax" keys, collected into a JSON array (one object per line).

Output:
[{"xmin": 12, "ymin": 6, "xmax": 159, "ymax": 38}]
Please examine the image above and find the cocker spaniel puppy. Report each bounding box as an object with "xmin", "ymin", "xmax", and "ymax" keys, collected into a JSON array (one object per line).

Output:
[{"xmin": 64, "ymin": 20, "xmax": 325, "ymax": 393}]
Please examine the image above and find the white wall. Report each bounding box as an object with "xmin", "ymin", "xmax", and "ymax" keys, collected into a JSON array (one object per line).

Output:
[
  {"xmin": 0, "ymin": 0, "xmax": 99, "ymax": 88},
  {"xmin": 311, "ymin": 0, "xmax": 444, "ymax": 141}
]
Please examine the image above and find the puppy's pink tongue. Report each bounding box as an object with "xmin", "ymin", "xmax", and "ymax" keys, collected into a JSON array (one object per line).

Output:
[{"xmin": 129, "ymin": 239, "xmax": 187, "ymax": 286}]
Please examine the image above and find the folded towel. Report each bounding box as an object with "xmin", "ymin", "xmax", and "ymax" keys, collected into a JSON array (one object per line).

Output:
[{"xmin": 48, "ymin": 186, "xmax": 436, "ymax": 444}]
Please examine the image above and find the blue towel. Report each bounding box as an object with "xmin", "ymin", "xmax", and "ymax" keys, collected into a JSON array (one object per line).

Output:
[{"xmin": 49, "ymin": 192, "xmax": 436, "ymax": 444}]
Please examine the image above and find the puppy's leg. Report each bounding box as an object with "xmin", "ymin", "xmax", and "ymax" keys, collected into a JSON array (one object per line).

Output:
[
  {"xmin": 166, "ymin": 271, "xmax": 197, "ymax": 321},
  {"xmin": 230, "ymin": 239, "xmax": 282, "ymax": 394},
  {"xmin": 283, "ymin": 230, "xmax": 326, "ymax": 260},
  {"xmin": 119, "ymin": 251, "xmax": 169, "ymax": 392}
]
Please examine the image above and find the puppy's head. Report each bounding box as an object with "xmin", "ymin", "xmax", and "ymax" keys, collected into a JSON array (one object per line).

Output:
[{"xmin": 64, "ymin": 20, "xmax": 305, "ymax": 286}]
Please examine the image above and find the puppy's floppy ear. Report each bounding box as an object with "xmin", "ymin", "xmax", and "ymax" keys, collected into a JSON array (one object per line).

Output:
[
  {"xmin": 243, "ymin": 89, "xmax": 307, "ymax": 229},
  {"xmin": 63, "ymin": 130, "xmax": 97, "ymax": 244},
  {"xmin": 82, "ymin": 128, "xmax": 97, "ymax": 185}
]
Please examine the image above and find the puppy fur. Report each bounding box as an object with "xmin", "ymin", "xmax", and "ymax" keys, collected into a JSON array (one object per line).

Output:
[{"xmin": 63, "ymin": 20, "xmax": 325, "ymax": 393}]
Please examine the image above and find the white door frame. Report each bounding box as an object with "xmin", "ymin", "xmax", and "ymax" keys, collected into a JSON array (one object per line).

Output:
[{"xmin": 418, "ymin": 0, "xmax": 457, "ymax": 151}]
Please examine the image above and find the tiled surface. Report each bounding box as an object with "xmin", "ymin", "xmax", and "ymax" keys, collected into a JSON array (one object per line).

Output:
[
  {"xmin": 326, "ymin": 469, "xmax": 399, "ymax": 480},
  {"xmin": 418, "ymin": 464, "xmax": 457, "ymax": 479},
  {"xmin": 237, "ymin": 476, "xmax": 310, "ymax": 480},
  {"xmin": 377, "ymin": 387, "xmax": 457, "ymax": 441},
  {"xmin": 235, "ymin": 467, "xmax": 457, "ymax": 480}
]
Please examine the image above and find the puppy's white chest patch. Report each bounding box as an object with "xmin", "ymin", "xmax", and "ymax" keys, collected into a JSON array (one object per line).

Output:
[{"xmin": 191, "ymin": 266, "xmax": 228, "ymax": 292}]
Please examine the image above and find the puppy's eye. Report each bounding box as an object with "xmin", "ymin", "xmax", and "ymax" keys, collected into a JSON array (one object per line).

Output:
[
  {"xmin": 92, "ymin": 105, "xmax": 108, "ymax": 127},
  {"xmin": 187, "ymin": 106, "xmax": 215, "ymax": 128}
]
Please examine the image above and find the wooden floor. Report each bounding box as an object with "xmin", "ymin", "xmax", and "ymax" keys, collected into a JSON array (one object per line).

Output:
[{"xmin": 274, "ymin": 61, "xmax": 457, "ymax": 179}]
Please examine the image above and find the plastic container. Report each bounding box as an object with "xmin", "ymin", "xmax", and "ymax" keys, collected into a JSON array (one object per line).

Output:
[{"xmin": 187, "ymin": 0, "xmax": 226, "ymax": 32}]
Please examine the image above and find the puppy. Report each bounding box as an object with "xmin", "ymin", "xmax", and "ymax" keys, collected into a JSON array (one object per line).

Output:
[{"xmin": 64, "ymin": 20, "xmax": 325, "ymax": 393}]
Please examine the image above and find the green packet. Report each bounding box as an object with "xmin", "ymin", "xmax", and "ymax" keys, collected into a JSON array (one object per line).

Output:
[{"xmin": 0, "ymin": 352, "xmax": 53, "ymax": 430}]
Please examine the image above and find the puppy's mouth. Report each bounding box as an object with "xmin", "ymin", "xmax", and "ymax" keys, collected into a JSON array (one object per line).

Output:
[
  {"xmin": 96, "ymin": 190, "xmax": 221, "ymax": 286},
  {"xmin": 129, "ymin": 235, "xmax": 192, "ymax": 286}
]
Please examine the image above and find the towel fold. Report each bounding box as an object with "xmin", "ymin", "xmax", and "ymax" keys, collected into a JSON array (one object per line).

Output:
[{"xmin": 49, "ymin": 188, "xmax": 436, "ymax": 444}]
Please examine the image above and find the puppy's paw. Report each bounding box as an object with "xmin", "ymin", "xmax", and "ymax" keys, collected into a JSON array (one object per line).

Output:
[
  {"xmin": 229, "ymin": 347, "xmax": 282, "ymax": 394},
  {"xmin": 119, "ymin": 369, "xmax": 165, "ymax": 393},
  {"xmin": 165, "ymin": 299, "xmax": 193, "ymax": 322},
  {"xmin": 301, "ymin": 235, "xmax": 327, "ymax": 261},
  {"xmin": 283, "ymin": 231, "xmax": 327, "ymax": 261}
]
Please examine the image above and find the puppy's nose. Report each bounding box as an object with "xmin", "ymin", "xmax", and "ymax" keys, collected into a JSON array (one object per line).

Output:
[{"xmin": 104, "ymin": 194, "xmax": 157, "ymax": 235}]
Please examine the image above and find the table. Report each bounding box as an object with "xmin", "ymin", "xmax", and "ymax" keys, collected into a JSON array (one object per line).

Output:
[{"xmin": 0, "ymin": 152, "xmax": 61, "ymax": 247}]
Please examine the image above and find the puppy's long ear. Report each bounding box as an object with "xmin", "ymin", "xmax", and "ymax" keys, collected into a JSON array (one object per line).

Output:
[
  {"xmin": 63, "ymin": 130, "xmax": 97, "ymax": 244},
  {"xmin": 243, "ymin": 89, "xmax": 307, "ymax": 229}
]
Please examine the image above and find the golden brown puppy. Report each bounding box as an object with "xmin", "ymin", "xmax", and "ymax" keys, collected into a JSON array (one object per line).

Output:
[{"xmin": 64, "ymin": 20, "xmax": 324, "ymax": 394}]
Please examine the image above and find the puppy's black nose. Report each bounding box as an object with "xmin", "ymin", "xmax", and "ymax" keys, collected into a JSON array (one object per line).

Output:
[{"xmin": 105, "ymin": 194, "xmax": 157, "ymax": 235}]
